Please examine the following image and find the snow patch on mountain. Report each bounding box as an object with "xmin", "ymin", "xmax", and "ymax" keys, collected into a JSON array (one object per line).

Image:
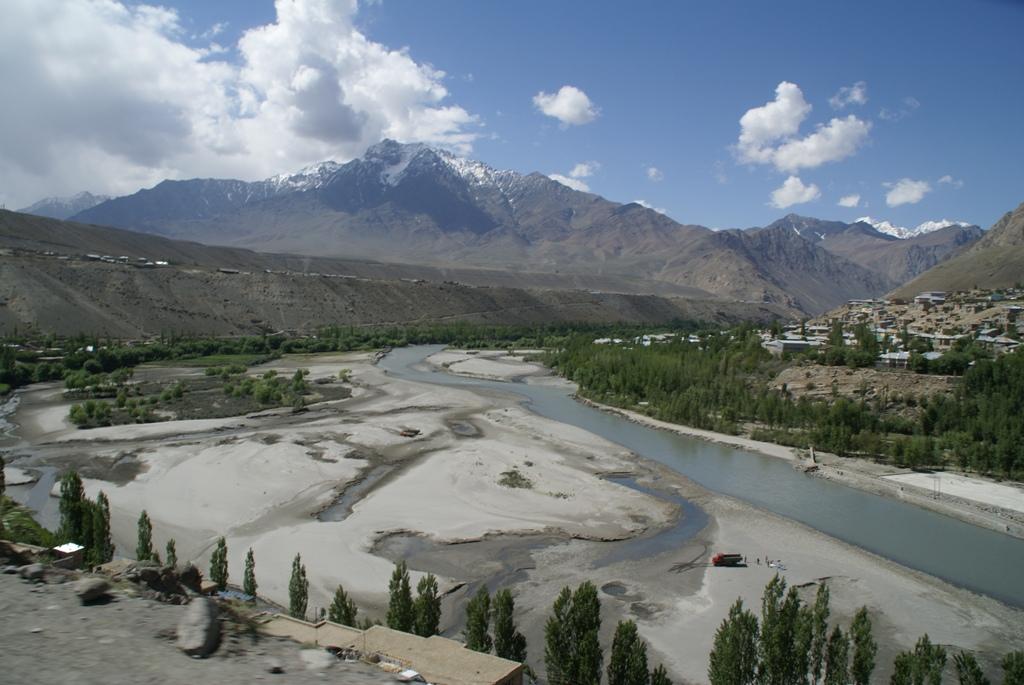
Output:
[{"xmin": 856, "ymin": 216, "xmax": 974, "ymax": 239}]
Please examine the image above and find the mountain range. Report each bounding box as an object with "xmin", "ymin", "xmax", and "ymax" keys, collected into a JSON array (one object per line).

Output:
[
  {"xmin": 27, "ymin": 140, "xmax": 986, "ymax": 315},
  {"xmin": 17, "ymin": 191, "xmax": 110, "ymax": 220},
  {"xmin": 891, "ymin": 200, "xmax": 1024, "ymax": 298}
]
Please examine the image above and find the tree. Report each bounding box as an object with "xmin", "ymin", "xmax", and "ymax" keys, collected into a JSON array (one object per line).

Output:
[
  {"xmin": 493, "ymin": 588, "xmax": 528, "ymax": 663},
  {"xmin": 135, "ymin": 510, "xmax": 154, "ymax": 561},
  {"xmin": 288, "ymin": 553, "xmax": 308, "ymax": 619},
  {"xmin": 810, "ymin": 583, "xmax": 831, "ymax": 685},
  {"xmin": 386, "ymin": 561, "xmax": 414, "ymax": 632},
  {"xmin": 90, "ymin": 491, "xmax": 114, "ymax": 565},
  {"xmin": 607, "ymin": 620, "xmax": 649, "ymax": 685},
  {"xmin": 759, "ymin": 575, "xmax": 801, "ymax": 685},
  {"xmin": 850, "ymin": 606, "xmax": 877, "ymax": 685},
  {"xmin": 328, "ymin": 584, "xmax": 358, "ymax": 626},
  {"xmin": 650, "ymin": 664, "xmax": 673, "ymax": 685},
  {"xmin": 953, "ymin": 652, "xmax": 990, "ymax": 685},
  {"xmin": 465, "ymin": 585, "xmax": 492, "ymax": 653},
  {"xmin": 243, "ymin": 547, "xmax": 257, "ymax": 597},
  {"xmin": 708, "ymin": 598, "xmax": 759, "ymax": 685},
  {"xmin": 59, "ymin": 471, "xmax": 86, "ymax": 543},
  {"xmin": 0, "ymin": 453, "xmax": 5, "ymax": 499},
  {"xmin": 824, "ymin": 627, "xmax": 849, "ymax": 685},
  {"xmin": 545, "ymin": 587, "xmax": 574, "ymax": 685},
  {"xmin": 414, "ymin": 573, "xmax": 442, "ymax": 637},
  {"xmin": 544, "ymin": 582, "xmax": 603, "ymax": 685},
  {"xmin": 1004, "ymin": 651, "xmax": 1024, "ymax": 685},
  {"xmin": 165, "ymin": 539, "xmax": 177, "ymax": 568},
  {"xmin": 210, "ymin": 536, "xmax": 228, "ymax": 591}
]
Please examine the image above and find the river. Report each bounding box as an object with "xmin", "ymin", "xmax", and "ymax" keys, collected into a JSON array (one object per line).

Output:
[{"xmin": 381, "ymin": 345, "xmax": 1024, "ymax": 608}]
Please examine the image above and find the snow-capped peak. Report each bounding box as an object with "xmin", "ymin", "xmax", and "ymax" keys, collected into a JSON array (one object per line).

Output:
[
  {"xmin": 269, "ymin": 161, "xmax": 342, "ymax": 191},
  {"xmin": 855, "ymin": 216, "xmax": 974, "ymax": 239}
]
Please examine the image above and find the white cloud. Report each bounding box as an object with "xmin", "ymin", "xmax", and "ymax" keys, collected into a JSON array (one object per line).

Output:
[
  {"xmin": 879, "ymin": 96, "xmax": 920, "ymax": 122},
  {"xmin": 829, "ymin": 81, "xmax": 867, "ymax": 109},
  {"xmin": 713, "ymin": 160, "xmax": 728, "ymax": 184},
  {"xmin": 838, "ymin": 194, "xmax": 861, "ymax": 208},
  {"xmin": 0, "ymin": 0, "xmax": 481, "ymax": 207},
  {"xmin": 885, "ymin": 178, "xmax": 932, "ymax": 207},
  {"xmin": 569, "ymin": 161, "xmax": 599, "ymax": 178},
  {"xmin": 736, "ymin": 82, "xmax": 870, "ymax": 172},
  {"xmin": 737, "ymin": 81, "xmax": 811, "ymax": 165},
  {"xmin": 770, "ymin": 176, "xmax": 821, "ymax": 209},
  {"xmin": 771, "ymin": 115, "xmax": 872, "ymax": 173},
  {"xmin": 938, "ymin": 174, "xmax": 964, "ymax": 189},
  {"xmin": 533, "ymin": 85, "xmax": 599, "ymax": 126},
  {"xmin": 548, "ymin": 173, "xmax": 589, "ymax": 192},
  {"xmin": 646, "ymin": 166, "xmax": 663, "ymax": 182},
  {"xmin": 633, "ymin": 199, "xmax": 668, "ymax": 215}
]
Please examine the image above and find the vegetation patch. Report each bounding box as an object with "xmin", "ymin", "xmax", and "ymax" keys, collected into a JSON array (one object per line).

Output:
[{"xmin": 498, "ymin": 467, "xmax": 533, "ymax": 489}]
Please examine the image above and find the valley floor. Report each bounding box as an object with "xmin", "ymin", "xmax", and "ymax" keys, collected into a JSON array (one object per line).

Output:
[{"xmin": 2, "ymin": 349, "xmax": 1023, "ymax": 683}]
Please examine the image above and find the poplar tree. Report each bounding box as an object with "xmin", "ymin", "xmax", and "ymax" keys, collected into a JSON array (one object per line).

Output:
[
  {"xmin": 493, "ymin": 588, "xmax": 528, "ymax": 662},
  {"xmin": 544, "ymin": 582, "xmax": 603, "ymax": 685},
  {"xmin": 824, "ymin": 627, "xmax": 849, "ymax": 685},
  {"xmin": 288, "ymin": 553, "xmax": 308, "ymax": 620},
  {"xmin": 135, "ymin": 510, "xmax": 154, "ymax": 561},
  {"xmin": 891, "ymin": 635, "xmax": 946, "ymax": 685},
  {"xmin": 210, "ymin": 536, "xmax": 228, "ymax": 590},
  {"xmin": 810, "ymin": 584, "xmax": 831, "ymax": 684},
  {"xmin": 59, "ymin": 471, "xmax": 86, "ymax": 543},
  {"xmin": 243, "ymin": 547, "xmax": 257, "ymax": 597},
  {"xmin": 90, "ymin": 491, "xmax": 113, "ymax": 565},
  {"xmin": 953, "ymin": 652, "xmax": 990, "ymax": 685},
  {"xmin": 849, "ymin": 606, "xmax": 877, "ymax": 685},
  {"xmin": 465, "ymin": 585, "xmax": 492, "ymax": 653},
  {"xmin": 607, "ymin": 620, "xmax": 649, "ymax": 685},
  {"xmin": 386, "ymin": 560, "xmax": 414, "ymax": 632},
  {"xmin": 650, "ymin": 664, "xmax": 673, "ymax": 685},
  {"xmin": 413, "ymin": 573, "xmax": 442, "ymax": 637},
  {"xmin": 1003, "ymin": 651, "xmax": 1024, "ymax": 685},
  {"xmin": 165, "ymin": 539, "xmax": 177, "ymax": 568},
  {"xmin": 328, "ymin": 584, "xmax": 358, "ymax": 626},
  {"xmin": 708, "ymin": 598, "xmax": 759, "ymax": 685}
]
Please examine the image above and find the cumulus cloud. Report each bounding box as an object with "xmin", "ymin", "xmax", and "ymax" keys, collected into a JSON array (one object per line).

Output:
[
  {"xmin": 885, "ymin": 178, "xmax": 931, "ymax": 207},
  {"xmin": 736, "ymin": 81, "xmax": 811, "ymax": 165},
  {"xmin": 736, "ymin": 82, "xmax": 870, "ymax": 172},
  {"xmin": 569, "ymin": 161, "xmax": 599, "ymax": 178},
  {"xmin": 938, "ymin": 174, "xmax": 964, "ymax": 189},
  {"xmin": 770, "ymin": 176, "xmax": 821, "ymax": 209},
  {"xmin": 646, "ymin": 166, "xmax": 663, "ymax": 182},
  {"xmin": 829, "ymin": 81, "xmax": 867, "ymax": 109},
  {"xmin": 0, "ymin": 0, "xmax": 480, "ymax": 207},
  {"xmin": 633, "ymin": 199, "xmax": 668, "ymax": 215},
  {"xmin": 533, "ymin": 85, "xmax": 599, "ymax": 126},
  {"xmin": 548, "ymin": 173, "xmax": 590, "ymax": 192},
  {"xmin": 771, "ymin": 116, "xmax": 872, "ymax": 173},
  {"xmin": 838, "ymin": 194, "xmax": 861, "ymax": 208}
]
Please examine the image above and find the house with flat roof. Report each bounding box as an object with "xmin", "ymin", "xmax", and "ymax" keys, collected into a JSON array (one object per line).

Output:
[{"xmin": 260, "ymin": 616, "xmax": 523, "ymax": 685}]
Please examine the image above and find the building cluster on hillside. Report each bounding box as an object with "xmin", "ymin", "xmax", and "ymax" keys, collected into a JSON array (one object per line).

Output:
[
  {"xmin": 593, "ymin": 332, "xmax": 702, "ymax": 346},
  {"xmin": 760, "ymin": 288, "xmax": 1023, "ymax": 366}
]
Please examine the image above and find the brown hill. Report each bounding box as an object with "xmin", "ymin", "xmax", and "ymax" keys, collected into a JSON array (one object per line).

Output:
[{"xmin": 891, "ymin": 201, "xmax": 1024, "ymax": 297}]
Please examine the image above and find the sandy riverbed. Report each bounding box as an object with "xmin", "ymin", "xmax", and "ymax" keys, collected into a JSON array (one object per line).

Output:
[{"xmin": 3, "ymin": 348, "xmax": 1023, "ymax": 683}]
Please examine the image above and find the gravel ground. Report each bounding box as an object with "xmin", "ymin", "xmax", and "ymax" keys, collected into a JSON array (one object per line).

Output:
[{"xmin": 0, "ymin": 572, "xmax": 395, "ymax": 685}]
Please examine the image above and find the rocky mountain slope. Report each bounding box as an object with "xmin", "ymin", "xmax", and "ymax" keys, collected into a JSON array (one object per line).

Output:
[
  {"xmin": 0, "ymin": 211, "xmax": 785, "ymax": 336},
  {"xmin": 766, "ymin": 214, "xmax": 983, "ymax": 284},
  {"xmin": 18, "ymin": 191, "xmax": 110, "ymax": 220},
  {"xmin": 69, "ymin": 141, "xmax": 896, "ymax": 314},
  {"xmin": 891, "ymin": 200, "xmax": 1024, "ymax": 297}
]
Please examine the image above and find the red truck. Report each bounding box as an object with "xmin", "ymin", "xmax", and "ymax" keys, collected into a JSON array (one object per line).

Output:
[{"xmin": 712, "ymin": 553, "xmax": 744, "ymax": 567}]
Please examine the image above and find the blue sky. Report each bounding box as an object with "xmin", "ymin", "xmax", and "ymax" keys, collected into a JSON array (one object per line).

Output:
[{"xmin": 3, "ymin": 0, "xmax": 1022, "ymax": 230}]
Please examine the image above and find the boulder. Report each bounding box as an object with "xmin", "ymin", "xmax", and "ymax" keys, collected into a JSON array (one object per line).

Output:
[
  {"xmin": 176, "ymin": 598, "xmax": 221, "ymax": 658},
  {"xmin": 199, "ymin": 579, "xmax": 218, "ymax": 595},
  {"xmin": 18, "ymin": 563, "xmax": 45, "ymax": 581},
  {"xmin": 177, "ymin": 563, "xmax": 202, "ymax": 592},
  {"xmin": 74, "ymin": 577, "xmax": 112, "ymax": 604},
  {"xmin": 266, "ymin": 657, "xmax": 285, "ymax": 674}
]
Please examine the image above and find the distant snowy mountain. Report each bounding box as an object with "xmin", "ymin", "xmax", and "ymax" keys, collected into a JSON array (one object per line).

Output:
[
  {"xmin": 855, "ymin": 216, "xmax": 976, "ymax": 239},
  {"xmin": 18, "ymin": 191, "xmax": 111, "ymax": 220}
]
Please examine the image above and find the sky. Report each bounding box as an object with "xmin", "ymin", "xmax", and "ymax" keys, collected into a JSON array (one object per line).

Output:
[{"xmin": 2, "ymin": 0, "xmax": 1022, "ymax": 231}]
